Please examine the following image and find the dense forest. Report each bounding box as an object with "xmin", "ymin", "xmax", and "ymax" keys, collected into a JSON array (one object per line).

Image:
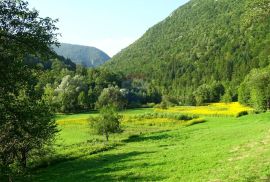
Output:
[
  {"xmin": 34, "ymin": 59, "xmax": 161, "ymax": 113},
  {"xmin": 105, "ymin": 0, "xmax": 270, "ymax": 104}
]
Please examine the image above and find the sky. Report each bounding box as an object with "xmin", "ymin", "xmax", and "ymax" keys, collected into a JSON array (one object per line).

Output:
[{"xmin": 27, "ymin": 0, "xmax": 190, "ymax": 57}]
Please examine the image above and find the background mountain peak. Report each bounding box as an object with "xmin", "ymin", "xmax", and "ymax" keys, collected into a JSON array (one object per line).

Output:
[{"xmin": 53, "ymin": 43, "xmax": 110, "ymax": 67}]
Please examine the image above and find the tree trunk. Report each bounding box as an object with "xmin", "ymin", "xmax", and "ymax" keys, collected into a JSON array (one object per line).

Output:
[
  {"xmin": 105, "ymin": 132, "xmax": 109, "ymax": 142},
  {"xmin": 9, "ymin": 175, "xmax": 13, "ymax": 182},
  {"xmin": 20, "ymin": 150, "xmax": 27, "ymax": 169}
]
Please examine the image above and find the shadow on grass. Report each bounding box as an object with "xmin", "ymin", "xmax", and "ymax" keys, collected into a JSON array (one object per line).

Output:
[
  {"xmin": 31, "ymin": 143, "xmax": 123, "ymax": 171},
  {"xmin": 123, "ymin": 133, "xmax": 172, "ymax": 143},
  {"xmin": 244, "ymin": 175, "xmax": 270, "ymax": 182},
  {"xmin": 23, "ymin": 151, "xmax": 164, "ymax": 182}
]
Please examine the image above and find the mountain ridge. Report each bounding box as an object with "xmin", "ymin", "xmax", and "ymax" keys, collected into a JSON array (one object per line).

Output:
[
  {"xmin": 53, "ymin": 43, "xmax": 110, "ymax": 67},
  {"xmin": 104, "ymin": 0, "xmax": 270, "ymax": 103}
]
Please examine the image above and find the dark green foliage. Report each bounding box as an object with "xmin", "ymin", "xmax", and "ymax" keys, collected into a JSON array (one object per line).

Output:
[
  {"xmin": 53, "ymin": 43, "xmax": 110, "ymax": 67},
  {"xmin": 0, "ymin": 0, "xmax": 59, "ymax": 178},
  {"xmin": 24, "ymin": 55, "xmax": 76, "ymax": 71},
  {"xmin": 235, "ymin": 111, "xmax": 248, "ymax": 118},
  {"xmin": 105, "ymin": 0, "xmax": 270, "ymax": 102},
  {"xmin": 193, "ymin": 84, "xmax": 212, "ymax": 106},
  {"xmin": 222, "ymin": 88, "xmax": 233, "ymax": 103},
  {"xmin": 155, "ymin": 95, "xmax": 179, "ymax": 109},
  {"xmin": 0, "ymin": 0, "xmax": 59, "ymax": 57},
  {"xmin": 238, "ymin": 66, "xmax": 270, "ymax": 112},
  {"xmin": 121, "ymin": 79, "xmax": 162, "ymax": 107},
  {"xmin": 90, "ymin": 107, "xmax": 122, "ymax": 141},
  {"xmin": 0, "ymin": 92, "xmax": 57, "ymax": 171},
  {"xmin": 193, "ymin": 82, "xmax": 225, "ymax": 105},
  {"xmin": 209, "ymin": 82, "xmax": 225, "ymax": 102}
]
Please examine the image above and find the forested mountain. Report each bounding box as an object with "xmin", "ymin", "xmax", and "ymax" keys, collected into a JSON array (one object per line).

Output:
[
  {"xmin": 105, "ymin": 0, "xmax": 270, "ymax": 103},
  {"xmin": 53, "ymin": 43, "xmax": 110, "ymax": 67}
]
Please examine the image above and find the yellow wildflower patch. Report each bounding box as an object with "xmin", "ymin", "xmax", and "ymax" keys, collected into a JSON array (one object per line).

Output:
[
  {"xmin": 156, "ymin": 102, "xmax": 253, "ymax": 117},
  {"xmin": 57, "ymin": 118, "xmax": 89, "ymax": 126}
]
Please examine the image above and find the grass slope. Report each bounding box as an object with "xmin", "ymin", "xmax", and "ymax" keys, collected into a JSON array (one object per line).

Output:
[{"xmin": 24, "ymin": 109, "xmax": 270, "ymax": 182}]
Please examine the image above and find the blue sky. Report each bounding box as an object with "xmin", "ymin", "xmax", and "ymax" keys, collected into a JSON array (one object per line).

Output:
[{"xmin": 27, "ymin": 0, "xmax": 189, "ymax": 56}]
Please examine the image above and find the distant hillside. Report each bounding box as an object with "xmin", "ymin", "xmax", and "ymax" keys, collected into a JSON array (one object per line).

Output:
[
  {"xmin": 105, "ymin": 0, "xmax": 270, "ymax": 102},
  {"xmin": 53, "ymin": 43, "xmax": 110, "ymax": 67}
]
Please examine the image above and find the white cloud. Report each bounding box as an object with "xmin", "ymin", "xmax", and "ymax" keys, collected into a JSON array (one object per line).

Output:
[{"xmin": 89, "ymin": 37, "xmax": 138, "ymax": 57}]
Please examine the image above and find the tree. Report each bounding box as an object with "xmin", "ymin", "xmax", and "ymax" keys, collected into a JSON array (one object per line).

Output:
[
  {"xmin": 95, "ymin": 86, "xmax": 127, "ymax": 110},
  {"xmin": 54, "ymin": 75, "xmax": 86, "ymax": 112},
  {"xmin": 238, "ymin": 66, "xmax": 270, "ymax": 112},
  {"xmin": 0, "ymin": 0, "xmax": 59, "ymax": 57},
  {"xmin": 77, "ymin": 91, "xmax": 87, "ymax": 110},
  {"xmin": 193, "ymin": 84, "xmax": 211, "ymax": 105},
  {"xmin": 90, "ymin": 106, "xmax": 122, "ymax": 141},
  {"xmin": 0, "ymin": 0, "xmax": 59, "ymax": 178},
  {"xmin": 222, "ymin": 88, "xmax": 233, "ymax": 103},
  {"xmin": 209, "ymin": 82, "xmax": 225, "ymax": 102},
  {"xmin": 0, "ymin": 92, "xmax": 57, "ymax": 168}
]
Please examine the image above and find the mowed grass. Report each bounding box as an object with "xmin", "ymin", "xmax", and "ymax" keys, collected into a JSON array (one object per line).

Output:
[
  {"xmin": 23, "ymin": 104, "xmax": 270, "ymax": 182},
  {"xmin": 157, "ymin": 102, "xmax": 253, "ymax": 117}
]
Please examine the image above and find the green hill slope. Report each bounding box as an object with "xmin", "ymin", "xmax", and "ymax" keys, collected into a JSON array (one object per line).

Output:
[
  {"xmin": 105, "ymin": 0, "xmax": 270, "ymax": 102},
  {"xmin": 54, "ymin": 43, "xmax": 110, "ymax": 67}
]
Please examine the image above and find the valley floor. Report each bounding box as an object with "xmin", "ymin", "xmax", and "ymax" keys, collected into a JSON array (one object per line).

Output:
[{"xmin": 23, "ymin": 110, "xmax": 270, "ymax": 182}]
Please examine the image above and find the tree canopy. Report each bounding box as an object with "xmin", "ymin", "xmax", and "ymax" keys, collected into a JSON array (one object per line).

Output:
[
  {"xmin": 0, "ymin": 0, "xmax": 59, "ymax": 178},
  {"xmin": 239, "ymin": 66, "xmax": 270, "ymax": 112}
]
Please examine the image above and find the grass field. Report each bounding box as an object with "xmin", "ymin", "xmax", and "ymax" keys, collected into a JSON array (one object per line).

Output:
[{"xmin": 20, "ymin": 103, "xmax": 270, "ymax": 181}]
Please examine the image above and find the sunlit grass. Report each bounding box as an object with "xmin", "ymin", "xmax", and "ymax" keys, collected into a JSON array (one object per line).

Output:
[
  {"xmin": 25, "ymin": 112, "xmax": 270, "ymax": 182},
  {"xmin": 156, "ymin": 102, "xmax": 253, "ymax": 117}
]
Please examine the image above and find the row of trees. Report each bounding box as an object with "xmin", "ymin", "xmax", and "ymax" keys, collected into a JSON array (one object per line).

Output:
[
  {"xmin": 190, "ymin": 66, "xmax": 270, "ymax": 111},
  {"xmin": 37, "ymin": 63, "xmax": 162, "ymax": 113}
]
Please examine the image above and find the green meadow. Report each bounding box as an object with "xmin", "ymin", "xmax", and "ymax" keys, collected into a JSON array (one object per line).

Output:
[{"xmin": 19, "ymin": 104, "xmax": 270, "ymax": 182}]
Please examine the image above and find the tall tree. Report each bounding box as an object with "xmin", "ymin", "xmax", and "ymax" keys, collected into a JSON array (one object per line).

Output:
[
  {"xmin": 238, "ymin": 66, "xmax": 270, "ymax": 112},
  {"xmin": 0, "ymin": 0, "xmax": 59, "ymax": 179},
  {"xmin": 95, "ymin": 86, "xmax": 127, "ymax": 110}
]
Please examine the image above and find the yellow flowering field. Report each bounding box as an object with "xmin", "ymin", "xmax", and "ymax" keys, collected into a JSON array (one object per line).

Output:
[
  {"xmin": 57, "ymin": 118, "xmax": 89, "ymax": 126},
  {"xmin": 156, "ymin": 102, "xmax": 253, "ymax": 117}
]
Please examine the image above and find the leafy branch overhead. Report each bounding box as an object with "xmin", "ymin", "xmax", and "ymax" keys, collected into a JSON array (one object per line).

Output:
[{"xmin": 0, "ymin": 0, "xmax": 59, "ymax": 58}]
